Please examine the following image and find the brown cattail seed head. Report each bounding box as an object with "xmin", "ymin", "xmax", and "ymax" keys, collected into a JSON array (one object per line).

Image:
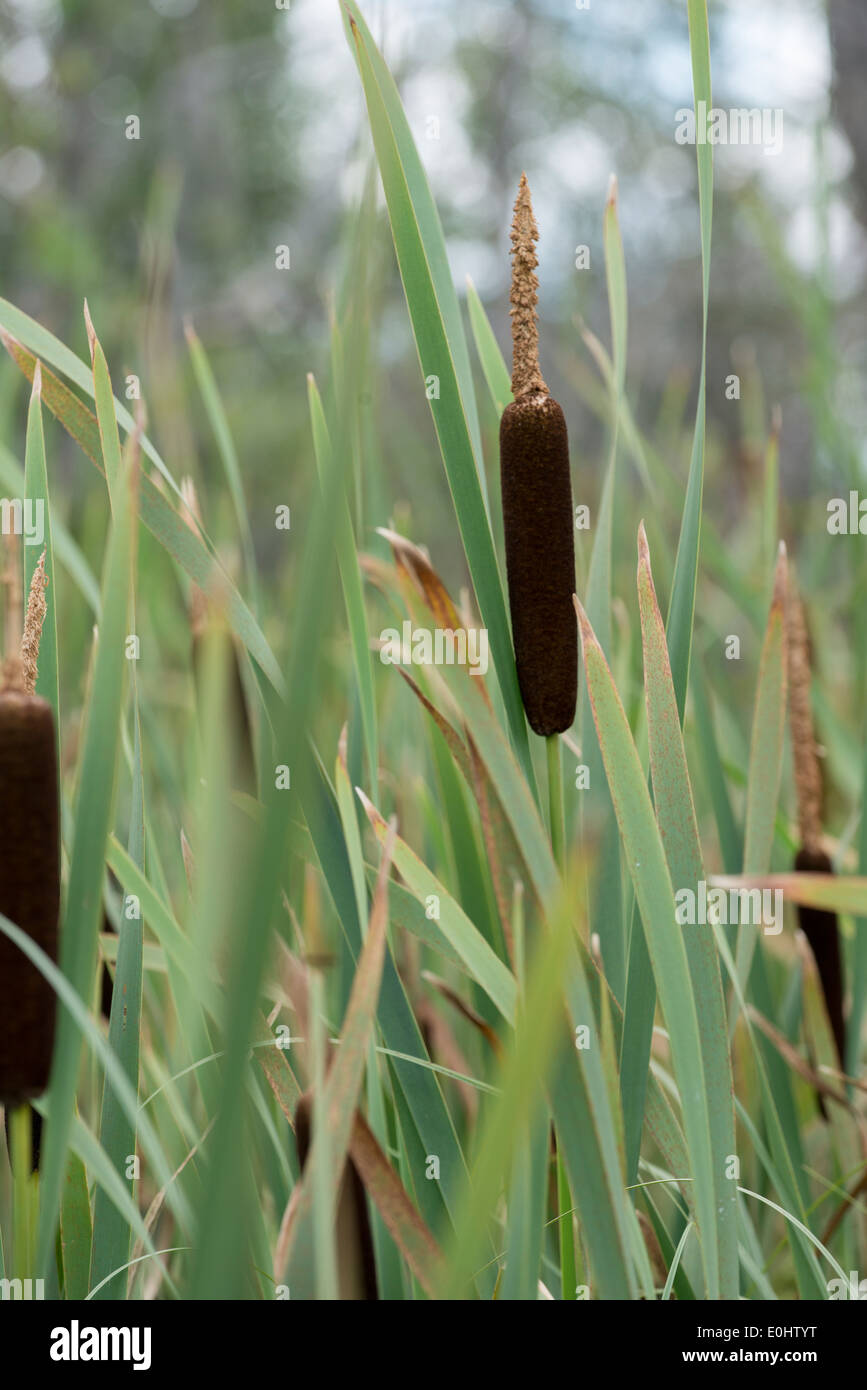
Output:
[
  {"xmin": 500, "ymin": 175, "xmax": 577, "ymax": 736},
  {"xmin": 0, "ymin": 689, "xmax": 60, "ymax": 1102},
  {"xmin": 501, "ymin": 396, "xmax": 577, "ymax": 734}
]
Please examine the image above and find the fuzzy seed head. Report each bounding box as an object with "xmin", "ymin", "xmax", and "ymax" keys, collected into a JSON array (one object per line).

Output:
[
  {"xmin": 787, "ymin": 580, "xmax": 823, "ymax": 856},
  {"xmin": 20, "ymin": 552, "xmax": 48, "ymax": 697},
  {"xmin": 509, "ymin": 174, "xmax": 548, "ymax": 399}
]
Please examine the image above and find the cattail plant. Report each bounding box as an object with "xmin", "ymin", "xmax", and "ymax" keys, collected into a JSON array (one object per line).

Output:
[
  {"xmin": 0, "ymin": 551, "xmax": 60, "ymax": 1105},
  {"xmin": 500, "ymin": 174, "xmax": 577, "ymax": 739},
  {"xmin": 787, "ymin": 577, "xmax": 846, "ymax": 1067},
  {"xmin": 500, "ymin": 174, "xmax": 578, "ymax": 1283}
]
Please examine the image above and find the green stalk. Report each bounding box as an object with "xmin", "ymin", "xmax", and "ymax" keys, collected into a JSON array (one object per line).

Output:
[
  {"xmin": 10, "ymin": 1105, "xmax": 34, "ymax": 1280},
  {"xmin": 545, "ymin": 734, "xmax": 576, "ymax": 1298},
  {"xmin": 546, "ymin": 735, "xmax": 566, "ymax": 872},
  {"xmin": 310, "ymin": 970, "xmax": 338, "ymax": 1300},
  {"xmin": 556, "ymin": 1143, "xmax": 577, "ymax": 1300}
]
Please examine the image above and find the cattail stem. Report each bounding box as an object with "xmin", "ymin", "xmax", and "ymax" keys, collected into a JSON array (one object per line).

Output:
[
  {"xmin": 556, "ymin": 1142, "xmax": 577, "ymax": 1301},
  {"xmin": 546, "ymin": 734, "xmax": 566, "ymax": 871},
  {"xmin": 544, "ymin": 731, "xmax": 573, "ymax": 1295},
  {"xmin": 309, "ymin": 968, "xmax": 339, "ymax": 1299},
  {"xmin": 511, "ymin": 881, "xmax": 525, "ymax": 993},
  {"xmin": 10, "ymin": 1103, "xmax": 35, "ymax": 1275}
]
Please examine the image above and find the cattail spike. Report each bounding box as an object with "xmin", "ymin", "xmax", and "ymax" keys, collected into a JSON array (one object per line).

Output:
[
  {"xmin": 787, "ymin": 573, "xmax": 823, "ymax": 855},
  {"xmin": 0, "ymin": 538, "xmax": 57, "ymax": 1106},
  {"xmin": 509, "ymin": 174, "xmax": 548, "ymax": 399},
  {"xmin": 501, "ymin": 176, "xmax": 576, "ymax": 736}
]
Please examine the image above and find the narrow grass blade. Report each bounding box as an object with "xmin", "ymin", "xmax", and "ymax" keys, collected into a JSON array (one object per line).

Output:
[
  {"xmin": 715, "ymin": 923, "xmax": 827, "ymax": 1297},
  {"xmin": 188, "ymin": 299, "xmax": 348, "ymax": 1296},
  {"xmin": 731, "ymin": 545, "xmax": 788, "ymax": 1022},
  {"xmin": 358, "ymin": 789, "xmax": 516, "ymax": 1024},
  {"xmin": 431, "ymin": 657, "xmax": 557, "ymax": 906},
  {"xmin": 282, "ymin": 822, "xmax": 396, "ymax": 1296},
  {"xmin": 0, "ymin": 296, "xmax": 176, "ymax": 493},
  {"xmin": 309, "ymin": 375, "xmax": 377, "ymax": 785},
  {"xmin": 61, "ymin": 1110, "xmax": 176, "ymax": 1292},
  {"xmin": 90, "ymin": 613, "xmax": 146, "ymax": 1299},
  {"xmin": 663, "ymin": 1222, "xmax": 693, "ymax": 1300},
  {"xmin": 583, "ymin": 183, "xmax": 630, "ymax": 1059},
  {"xmin": 185, "ymin": 320, "xmax": 258, "ymax": 605},
  {"xmin": 334, "ymin": 732, "xmax": 404, "ymax": 1293},
  {"xmin": 1, "ymin": 330, "xmax": 282, "ymax": 694},
  {"xmin": 691, "ymin": 655, "xmax": 742, "ymax": 873},
  {"xmin": 84, "ymin": 303, "xmax": 122, "ymax": 507},
  {"xmin": 342, "ymin": 2, "xmax": 535, "ymax": 787},
  {"xmin": 105, "ymin": 836, "xmax": 215, "ymax": 1012},
  {"xmin": 466, "ymin": 276, "xmax": 512, "ymax": 417},
  {"xmin": 340, "ymin": 2, "xmax": 484, "ymax": 484},
  {"xmin": 666, "ymin": 0, "xmax": 713, "ymax": 717},
  {"xmin": 583, "ymin": 178, "xmax": 627, "ymax": 673},
  {"xmin": 36, "ymin": 440, "xmax": 136, "ymax": 1276},
  {"xmin": 499, "ymin": 1103, "xmax": 549, "ymax": 1300},
  {"xmin": 0, "ymin": 441, "xmax": 100, "ymax": 615},
  {"xmin": 636, "ymin": 523, "xmax": 738, "ymax": 1298},
  {"xmin": 440, "ymin": 883, "xmax": 636, "ymax": 1300},
  {"xmin": 761, "ymin": 412, "xmax": 781, "ymax": 588},
  {"xmin": 304, "ymin": 749, "xmax": 481, "ymax": 1266},
  {"xmin": 738, "ymin": 1186, "xmax": 846, "ymax": 1288},
  {"xmin": 59, "ymin": 1150, "xmax": 92, "ymax": 1300},
  {"xmin": 576, "ymin": 597, "xmax": 720, "ymax": 1297},
  {"xmin": 1, "ymin": 917, "xmax": 190, "ymax": 1242}
]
